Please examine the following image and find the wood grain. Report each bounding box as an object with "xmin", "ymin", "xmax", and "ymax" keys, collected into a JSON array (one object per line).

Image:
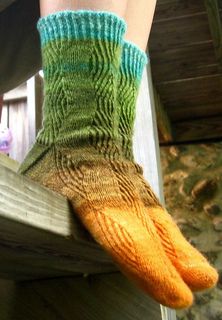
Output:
[
  {"xmin": 156, "ymin": 74, "xmax": 222, "ymax": 109},
  {"xmin": 0, "ymin": 95, "xmax": 2, "ymax": 121},
  {"xmin": 0, "ymin": 274, "xmax": 162, "ymax": 320},
  {"xmin": 173, "ymin": 116, "xmax": 222, "ymax": 143},
  {"xmin": 0, "ymin": 159, "xmax": 115, "ymax": 280},
  {"xmin": 8, "ymin": 100, "xmax": 30, "ymax": 163},
  {"xmin": 27, "ymin": 75, "xmax": 43, "ymax": 148},
  {"xmin": 204, "ymin": 0, "xmax": 222, "ymax": 71},
  {"xmin": 150, "ymin": 42, "xmax": 218, "ymax": 83},
  {"xmin": 0, "ymin": 0, "xmax": 16, "ymax": 12},
  {"xmin": 3, "ymin": 83, "xmax": 27, "ymax": 102},
  {"xmin": 167, "ymin": 102, "xmax": 222, "ymax": 122},
  {"xmin": 155, "ymin": 0, "xmax": 205, "ymax": 22},
  {"xmin": 150, "ymin": 13, "xmax": 212, "ymax": 52},
  {"xmin": 0, "ymin": 153, "xmax": 19, "ymax": 172},
  {"xmin": 154, "ymin": 88, "xmax": 173, "ymax": 143}
]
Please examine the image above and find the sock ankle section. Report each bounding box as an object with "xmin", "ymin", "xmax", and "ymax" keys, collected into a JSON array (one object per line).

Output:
[
  {"xmin": 118, "ymin": 41, "xmax": 148, "ymax": 160},
  {"xmin": 36, "ymin": 10, "xmax": 126, "ymax": 156}
]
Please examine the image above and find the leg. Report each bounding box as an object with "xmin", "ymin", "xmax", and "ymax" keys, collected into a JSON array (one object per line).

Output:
[
  {"xmin": 40, "ymin": 0, "xmax": 128, "ymax": 17},
  {"xmin": 124, "ymin": 0, "xmax": 157, "ymax": 50}
]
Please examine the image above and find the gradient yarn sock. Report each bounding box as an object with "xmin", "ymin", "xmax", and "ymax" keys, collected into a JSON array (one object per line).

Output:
[{"xmin": 18, "ymin": 11, "xmax": 194, "ymax": 308}]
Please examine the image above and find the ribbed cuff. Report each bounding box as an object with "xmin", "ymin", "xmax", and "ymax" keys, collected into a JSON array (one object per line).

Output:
[
  {"xmin": 121, "ymin": 41, "xmax": 148, "ymax": 80},
  {"xmin": 37, "ymin": 10, "xmax": 126, "ymax": 46}
]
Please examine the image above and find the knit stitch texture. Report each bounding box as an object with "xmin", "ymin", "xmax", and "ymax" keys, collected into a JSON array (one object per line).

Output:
[{"xmin": 18, "ymin": 11, "xmax": 194, "ymax": 309}]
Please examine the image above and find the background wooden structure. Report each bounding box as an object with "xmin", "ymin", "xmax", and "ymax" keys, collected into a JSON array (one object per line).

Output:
[{"xmin": 150, "ymin": 0, "xmax": 222, "ymax": 144}]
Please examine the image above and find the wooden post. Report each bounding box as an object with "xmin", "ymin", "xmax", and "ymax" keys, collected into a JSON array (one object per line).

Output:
[
  {"xmin": 134, "ymin": 64, "xmax": 177, "ymax": 320},
  {"xmin": 204, "ymin": 0, "xmax": 222, "ymax": 72},
  {"xmin": 27, "ymin": 75, "xmax": 43, "ymax": 146},
  {"xmin": 0, "ymin": 95, "xmax": 3, "ymax": 122}
]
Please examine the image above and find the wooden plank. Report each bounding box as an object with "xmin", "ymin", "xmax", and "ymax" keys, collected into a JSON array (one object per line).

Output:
[
  {"xmin": 153, "ymin": 88, "xmax": 173, "ymax": 143},
  {"xmin": 157, "ymin": 0, "xmax": 177, "ymax": 4},
  {"xmin": 8, "ymin": 100, "xmax": 30, "ymax": 163},
  {"xmin": 150, "ymin": 42, "xmax": 218, "ymax": 82},
  {"xmin": 156, "ymin": 74, "xmax": 222, "ymax": 109},
  {"xmin": 0, "ymin": 274, "xmax": 162, "ymax": 320},
  {"xmin": 3, "ymin": 83, "xmax": 27, "ymax": 102},
  {"xmin": 149, "ymin": 13, "xmax": 212, "ymax": 52},
  {"xmin": 0, "ymin": 94, "xmax": 3, "ymax": 120},
  {"xmin": 0, "ymin": 153, "xmax": 19, "ymax": 171},
  {"xmin": 204, "ymin": 0, "xmax": 222, "ymax": 71},
  {"xmin": 0, "ymin": 157, "xmax": 115, "ymax": 280},
  {"xmin": 167, "ymin": 102, "xmax": 222, "ymax": 122},
  {"xmin": 0, "ymin": 279, "xmax": 15, "ymax": 320},
  {"xmin": 173, "ymin": 116, "xmax": 222, "ymax": 143},
  {"xmin": 155, "ymin": 0, "xmax": 205, "ymax": 22},
  {"xmin": 27, "ymin": 75, "xmax": 43, "ymax": 147},
  {"xmin": 0, "ymin": 0, "xmax": 16, "ymax": 12}
]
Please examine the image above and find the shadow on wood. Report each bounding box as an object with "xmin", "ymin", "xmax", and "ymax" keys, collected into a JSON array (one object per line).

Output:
[
  {"xmin": 0, "ymin": 274, "xmax": 162, "ymax": 320},
  {"xmin": 0, "ymin": 155, "xmax": 115, "ymax": 280}
]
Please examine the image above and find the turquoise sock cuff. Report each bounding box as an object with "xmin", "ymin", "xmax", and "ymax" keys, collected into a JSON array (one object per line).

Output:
[
  {"xmin": 121, "ymin": 41, "xmax": 148, "ymax": 81},
  {"xmin": 37, "ymin": 10, "xmax": 126, "ymax": 46}
]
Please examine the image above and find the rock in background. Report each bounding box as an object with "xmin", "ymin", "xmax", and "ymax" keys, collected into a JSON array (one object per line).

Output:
[{"xmin": 160, "ymin": 143, "xmax": 222, "ymax": 320}]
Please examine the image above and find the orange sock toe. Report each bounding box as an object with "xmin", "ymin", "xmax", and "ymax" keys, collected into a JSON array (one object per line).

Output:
[
  {"xmin": 147, "ymin": 206, "xmax": 218, "ymax": 292},
  {"xmin": 75, "ymin": 204, "xmax": 193, "ymax": 309}
]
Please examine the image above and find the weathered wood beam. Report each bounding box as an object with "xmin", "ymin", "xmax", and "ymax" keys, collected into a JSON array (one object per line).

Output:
[
  {"xmin": 153, "ymin": 87, "xmax": 173, "ymax": 144},
  {"xmin": 0, "ymin": 274, "xmax": 162, "ymax": 320},
  {"xmin": 204, "ymin": 0, "xmax": 222, "ymax": 71},
  {"xmin": 156, "ymin": 74, "xmax": 222, "ymax": 109},
  {"xmin": 150, "ymin": 13, "xmax": 212, "ymax": 52},
  {"xmin": 0, "ymin": 155, "xmax": 115, "ymax": 281},
  {"xmin": 151, "ymin": 42, "xmax": 218, "ymax": 83},
  {"xmin": 3, "ymin": 83, "xmax": 27, "ymax": 102},
  {"xmin": 0, "ymin": 153, "xmax": 19, "ymax": 171},
  {"xmin": 155, "ymin": 0, "xmax": 206, "ymax": 23},
  {"xmin": 167, "ymin": 102, "xmax": 222, "ymax": 122},
  {"xmin": 0, "ymin": 95, "xmax": 3, "ymax": 121},
  {"xmin": 0, "ymin": 0, "xmax": 16, "ymax": 12},
  {"xmin": 173, "ymin": 115, "xmax": 222, "ymax": 143},
  {"xmin": 27, "ymin": 75, "xmax": 43, "ymax": 146}
]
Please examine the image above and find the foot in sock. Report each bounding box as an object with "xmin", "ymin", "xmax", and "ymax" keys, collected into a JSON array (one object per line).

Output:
[
  {"xmin": 117, "ymin": 40, "xmax": 219, "ymax": 292},
  {"xmin": 18, "ymin": 11, "xmax": 193, "ymax": 309}
]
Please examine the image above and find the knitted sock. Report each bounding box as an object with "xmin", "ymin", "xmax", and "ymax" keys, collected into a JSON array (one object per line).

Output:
[
  {"xmin": 118, "ymin": 40, "xmax": 218, "ymax": 291},
  {"xmin": 18, "ymin": 11, "xmax": 194, "ymax": 309}
]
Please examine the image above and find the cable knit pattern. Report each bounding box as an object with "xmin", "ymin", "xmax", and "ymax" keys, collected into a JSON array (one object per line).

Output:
[
  {"xmin": 118, "ymin": 40, "xmax": 218, "ymax": 292},
  {"xmin": 18, "ymin": 11, "xmax": 195, "ymax": 309}
]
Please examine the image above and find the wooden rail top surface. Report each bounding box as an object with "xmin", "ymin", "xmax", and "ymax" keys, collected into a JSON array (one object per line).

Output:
[{"xmin": 0, "ymin": 154, "xmax": 116, "ymax": 281}]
